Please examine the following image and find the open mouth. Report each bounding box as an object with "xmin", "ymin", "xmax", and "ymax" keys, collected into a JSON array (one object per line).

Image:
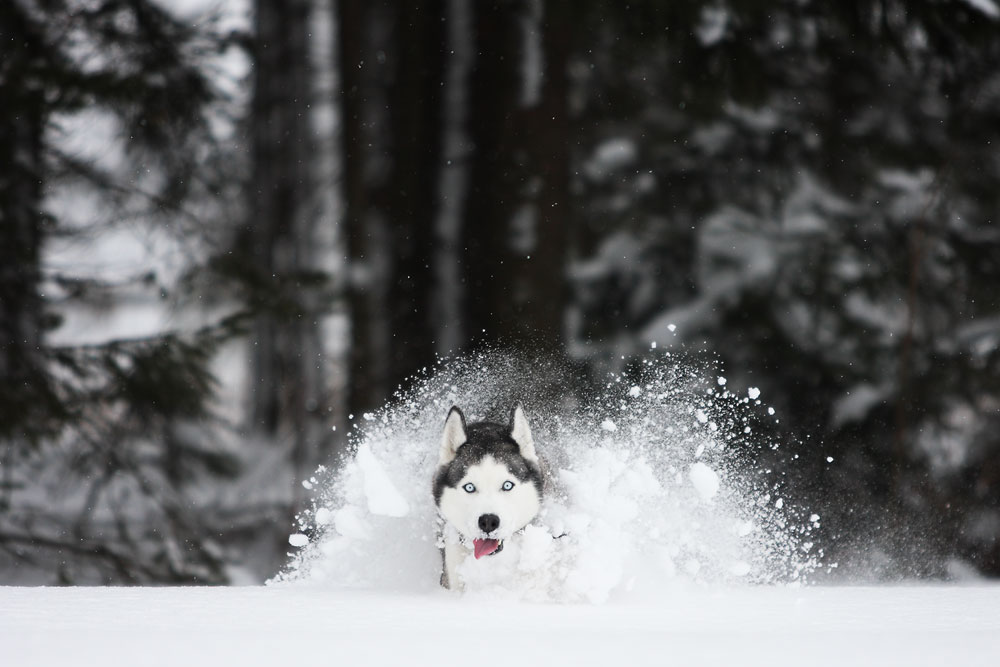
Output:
[{"xmin": 472, "ymin": 538, "xmax": 504, "ymax": 559}]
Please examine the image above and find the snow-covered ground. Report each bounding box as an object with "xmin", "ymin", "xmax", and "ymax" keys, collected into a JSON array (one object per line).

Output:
[{"xmin": 2, "ymin": 585, "xmax": 999, "ymax": 666}]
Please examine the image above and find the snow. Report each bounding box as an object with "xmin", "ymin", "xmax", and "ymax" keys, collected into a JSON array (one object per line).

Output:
[
  {"xmin": 696, "ymin": 6, "xmax": 729, "ymax": 46},
  {"xmin": 314, "ymin": 507, "xmax": 333, "ymax": 525},
  {"xmin": 642, "ymin": 205, "xmax": 778, "ymax": 343},
  {"xmin": 641, "ymin": 173, "xmax": 857, "ymax": 350},
  {"xmin": 583, "ymin": 138, "xmax": 638, "ymax": 180},
  {"xmin": 2, "ymin": 586, "xmax": 999, "ymax": 666},
  {"xmin": 277, "ymin": 352, "xmax": 822, "ymax": 602},
  {"xmin": 519, "ymin": 0, "xmax": 543, "ymax": 107},
  {"xmin": 689, "ymin": 462, "xmax": 720, "ymax": 501},
  {"xmin": 961, "ymin": 0, "xmax": 1000, "ymax": 19},
  {"xmin": 831, "ymin": 383, "xmax": 890, "ymax": 428},
  {"xmin": 355, "ymin": 443, "xmax": 411, "ymax": 518}
]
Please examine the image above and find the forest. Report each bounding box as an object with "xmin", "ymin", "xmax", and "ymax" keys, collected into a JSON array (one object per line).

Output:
[{"xmin": 1, "ymin": 0, "xmax": 999, "ymax": 584}]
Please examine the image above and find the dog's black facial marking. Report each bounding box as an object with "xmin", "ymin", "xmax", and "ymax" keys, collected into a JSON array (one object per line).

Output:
[{"xmin": 432, "ymin": 420, "xmax": 543, "ymax": 504}]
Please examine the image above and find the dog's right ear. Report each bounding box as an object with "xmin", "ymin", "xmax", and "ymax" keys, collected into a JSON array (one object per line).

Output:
[{"xmin": 439, "ymin": 406, "xmax": 468, "ymax": 465}]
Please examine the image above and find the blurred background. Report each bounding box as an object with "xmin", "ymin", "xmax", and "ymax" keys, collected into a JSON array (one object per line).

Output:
[{"xmin": 1, "ymin": 0, "xmax": 999, "ymax": 584}]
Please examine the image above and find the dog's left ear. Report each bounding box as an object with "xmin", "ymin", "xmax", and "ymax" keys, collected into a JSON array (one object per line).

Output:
[{"xmin": 509, "ymin": 404, "xmax": 537, "ymax": 463}]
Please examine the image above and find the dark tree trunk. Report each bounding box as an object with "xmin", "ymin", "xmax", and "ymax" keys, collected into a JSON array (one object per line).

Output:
[
  {"xmin": 248, "ymin": 0, "xmax": 328, "ymax": 469},
  {"xmin": 384, "ymin": 0, "xmax": 447, "ymax": 395},
  {"xmin": 0, "ymin": 108, "xmax": 43, "ymax": 378},
  {"xmin": 0, "ymin": 5, "xmax": 50, "ymax": 442},
  {"xmin": 459, "ymin": 0, "xmax": 525, "ymax": 346},
  {"xmin": 340, "ymin": 0, "xmax": 448, "ymax": 416},
  {"xmin": 519, "ymin": 0, "xmax": 571, "ymax": 342},
  {"xmin": 339, "ymin": 0, "xmax": 392, "ymax": 419},
  {"xmin": 458, "ymin": 0, "xmax": 570, "ymax": 349}
]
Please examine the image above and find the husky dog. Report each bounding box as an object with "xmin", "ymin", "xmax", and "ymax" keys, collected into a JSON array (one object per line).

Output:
[{"xmin": 433, "ymin": 404, "xmax": 544, "ymax": 590}]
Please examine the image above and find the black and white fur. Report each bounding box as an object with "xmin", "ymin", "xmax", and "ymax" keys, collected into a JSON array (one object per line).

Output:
[{"xmin": 432, "ymin": 405, "xmax": 544, "ymax": 590}]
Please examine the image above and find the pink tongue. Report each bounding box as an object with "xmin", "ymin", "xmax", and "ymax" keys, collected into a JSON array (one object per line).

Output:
[{"xmin": 473, "ymin": 538, "xmax": 500, "ymax": 559}]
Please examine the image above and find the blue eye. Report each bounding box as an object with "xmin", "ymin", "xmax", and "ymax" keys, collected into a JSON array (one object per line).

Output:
[
  {"xmin": 463, "ymin": 483, "xmax": 476, "ymax": 493},
  {"xmin": 501, "ymin": 481, "xmax": 514, "ymax": 491}
]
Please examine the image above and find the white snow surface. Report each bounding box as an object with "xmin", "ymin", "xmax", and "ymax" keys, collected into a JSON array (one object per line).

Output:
[
  {"xmin": 2, "ymin": 585, "xmax": 999, "ymax": 666},
  {"xmin": 276, "ymin": 351, "xmax": 823, "ymax": 600}
]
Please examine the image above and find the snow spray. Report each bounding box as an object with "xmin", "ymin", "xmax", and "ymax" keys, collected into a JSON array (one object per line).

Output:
[{"xmin": 272, "ymin": 350, "xmax": 824, "ymax": 602}]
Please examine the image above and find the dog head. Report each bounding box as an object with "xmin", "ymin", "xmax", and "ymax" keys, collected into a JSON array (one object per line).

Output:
[{"xmin": 432, "ymin": 405, "xmax": 543, "ymax": 558}]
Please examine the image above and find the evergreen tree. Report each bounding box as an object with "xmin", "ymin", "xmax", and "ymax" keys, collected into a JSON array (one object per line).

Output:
[
  {"xmin": 566, "ymin": 0, "xmax": 1000, "ymax": 574},
  {"xmin": 0, "ymin": 2, "xmax": 50, "ymax": 446},
  {"xmin": 0, "ymin": 0, "xmax": 242, "ymax": 583}
]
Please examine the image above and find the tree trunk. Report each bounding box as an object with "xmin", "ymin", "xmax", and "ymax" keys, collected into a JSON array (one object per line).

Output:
[
  {"xmin": 248, "ymin": 0, "xmax": 328, "ymax": 471},
  {"xmin": 460, "ymin": 0, "xmax": 525, "ymax": 346},
  {"xmin": 338, "ymin": 0, "xmax": 393, "ymax": 419},
  {"xmin": 520, "ymin": 0, "xmax": 571, "ymax": 342},
  {"xmin": 458, "ymin": 0, "xmax": 570, "ymax": 350},
  {"xmin": 384, "ymin": 0, "xmax": 447, "ymax": 395},
  {"xmin": 0, "ymin": 4, "xmax": 49, "ymax": 443},
  {"xmin": 340, "ymin": 0, "xmax": 448, "ymax": 416}
]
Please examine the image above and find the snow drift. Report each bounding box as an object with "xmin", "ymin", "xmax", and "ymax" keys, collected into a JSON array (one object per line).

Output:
[{"xmin": 273, "ymin": 351, "xmax": 824, "ymax": 601}]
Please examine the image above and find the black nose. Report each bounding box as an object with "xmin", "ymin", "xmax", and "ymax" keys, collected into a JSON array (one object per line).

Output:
[{"xmin": 478, "ymin": 513, "xmax": 500, "ymax": 533}]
